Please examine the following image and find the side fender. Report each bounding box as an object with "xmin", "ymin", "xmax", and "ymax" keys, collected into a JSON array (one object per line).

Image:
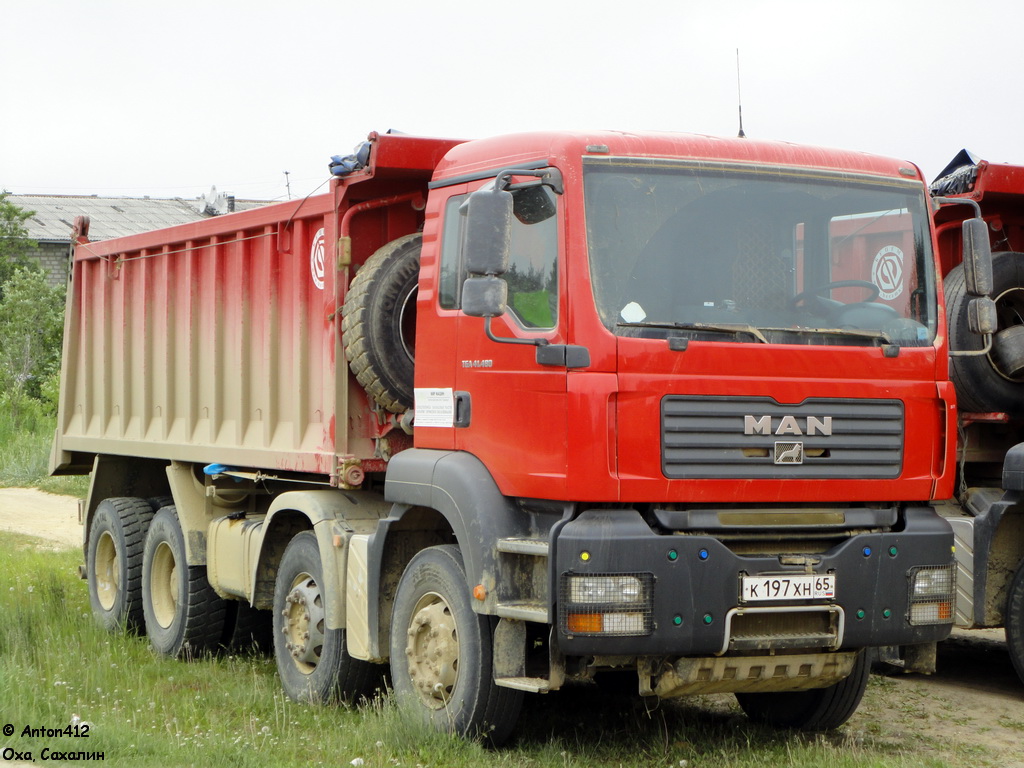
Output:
[
  {"xmin": 254, "ymin": 490, "xmax": 390, "ymax": 629},
  {"xmin": 382, "ymin": 449, "xmax": 530, "ymax": 611}
]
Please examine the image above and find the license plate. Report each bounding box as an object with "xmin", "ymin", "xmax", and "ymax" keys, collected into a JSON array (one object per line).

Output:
[{"xmin": 741, "ymin": 574, "xmax": 835, "ymax": 602}]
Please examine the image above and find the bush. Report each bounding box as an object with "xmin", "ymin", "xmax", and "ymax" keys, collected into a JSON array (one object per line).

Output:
[
  {"xmin": 0, "ymin": 268, "xmax": 65, "ymax": 403},
  {"xmin": 0, "ymin": 254, "xmax": 76, "ymax": 493}
]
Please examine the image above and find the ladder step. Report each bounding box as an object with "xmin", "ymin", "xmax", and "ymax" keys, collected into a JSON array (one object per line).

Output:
[
  {"xmin": 496, "ymin": 601, "xmax": 549, "ymax": 623},
  {"xmin": 495, "ymin": 676, "xmax": 551, "ymax": 693},
  {"xmin": 496, "ymin": 537, "xmax": 550, "ymax": 556}
]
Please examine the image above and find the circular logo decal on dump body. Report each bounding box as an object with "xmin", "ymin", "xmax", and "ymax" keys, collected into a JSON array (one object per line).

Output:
[
  {"xmin": 311, "ymin": 228, "xmax": 326, "ymax": 290},
  {"xmin": 871, "ymin": 245, "xmax": 904, "ymax": 300}
]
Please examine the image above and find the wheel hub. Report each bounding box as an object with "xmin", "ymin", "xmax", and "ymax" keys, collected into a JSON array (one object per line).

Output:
[
  {"xmin": 94, "ymin": 531, "xmax": 119, "ymax": 611},
  {"xmin": 281, "ymin": 574, "xmax": 325, "ymax": 673},
  {"xmin": 150, "ymin": 541, "xmax": 179, "ymax": 629},
  {"xmin": 405, "ymin": 592, "xmax": 459, "ymax": 709},
  {"xmin": 989, "ymin": 286, "xmax": 1024, "ymax": 381}
]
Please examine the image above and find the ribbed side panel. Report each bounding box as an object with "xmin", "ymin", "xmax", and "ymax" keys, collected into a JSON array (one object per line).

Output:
[
  {"xmin": 58, "ymin": 203, "xmax": 338, "ymax": 475},
  {"xmin": 662, "ymin": 396, "xmax": 903, "ymax": 479}
]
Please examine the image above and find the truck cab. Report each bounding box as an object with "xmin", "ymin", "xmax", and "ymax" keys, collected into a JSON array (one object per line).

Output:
[{"xmin": 380, "ymin": 132, "xmax": 958, "ymax": 725}]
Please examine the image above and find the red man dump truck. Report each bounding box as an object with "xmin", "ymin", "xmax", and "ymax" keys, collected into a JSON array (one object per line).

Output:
[
  {"xmin": 931, "ymin": 152, "xmax": 1024, "ymax": 685},
  {"xmin": 51, "ymin": 130, "xmax": 976, "ymax": 744}
]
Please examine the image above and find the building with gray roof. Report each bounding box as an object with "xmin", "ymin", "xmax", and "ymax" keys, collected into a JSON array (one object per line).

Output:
[{"xmin": 7, "ymin": 190, "xmax": 268, "ymax": 285}]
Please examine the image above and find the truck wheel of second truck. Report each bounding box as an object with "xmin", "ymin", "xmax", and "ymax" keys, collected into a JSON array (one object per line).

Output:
[
  {"xmin": 1006, "ymin": 560, "xmax": 1024, "ymax": 685},
  {"xmin": 342, "ymin": 233, "xmax": 421, "ymax": 413},
  {"xmin": 272, "ymin": 531, "xmax": 380, "ymax": 704},
  {"xmin": 86, "ymin": 497, "xmax": 156, "ymax": 634},
  {"xmin": 946, "ymin": 251, "xmax": 1024, "ymax": 415},
  {"xmin": 390, "ymin": 545, "xmax": 524, "ymax": 746},
  {"xmin": 734, "ymin": 649, "xmax": 869, "ymax": 731},
  {"xmin": 141, "ymin": 506, "xmax": 227, "ymax": 658}
]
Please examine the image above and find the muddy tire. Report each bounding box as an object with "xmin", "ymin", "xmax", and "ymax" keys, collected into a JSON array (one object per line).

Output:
[
  {"xmin": 947, "ymin": 252, "xmax": 1024, "ymax": 414},
  {"xmin": 734, "ymin": 650, "xmax": 869, "ymax": 731},
  {"xmin": 341, "ymin": 233, "xmax": 421, "ymax": 413},
  {"xmin": 390, "ymin": 545, "xmax": 523, "ymax": 746},
  {"xmin": 142, "ymin": 506, "xmax": 227, "ymax": 658},
  {"xmin": 86, "ymin": 497, "xmax": 156, "ymax": 633},
  {"xmin": 273, "ymin": 531, "xmax": 379, "ymax": 704},
  {"xmin": 1006, "ymin": 561, "xmax": 1024, "ymax": 686}
]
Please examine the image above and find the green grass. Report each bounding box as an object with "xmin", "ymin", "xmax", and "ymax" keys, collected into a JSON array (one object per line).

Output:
[
  {"xmin": 0, "ymin": 532, "xmax": 982, "ymax": 768},
  {"xmin": 0, "ymin": 408, "xmax": 89, "ymax": 497}
]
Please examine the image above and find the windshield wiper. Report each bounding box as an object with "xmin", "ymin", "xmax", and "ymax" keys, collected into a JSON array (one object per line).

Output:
[
  {"xmin": 618, "ymin": 321, "xmax": 897, "ymax": 346},
  {"xmin": 617, "ymin": 321, "xmax": 769, "ymax": 344},
  {"xmin": 758, "ymin": 325, "xmax": 895, "ymax": 344}
]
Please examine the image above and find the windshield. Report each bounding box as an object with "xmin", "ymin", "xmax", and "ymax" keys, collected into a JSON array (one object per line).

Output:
[{"xmin": 584, "ymin": 158, "xmax": 936, "ymax": 346}]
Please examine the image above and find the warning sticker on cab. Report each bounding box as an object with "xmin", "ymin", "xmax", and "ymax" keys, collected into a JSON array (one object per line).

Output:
[{"xmin": 414, "ymin": 388, "xmax": 454, "ymax": 428}]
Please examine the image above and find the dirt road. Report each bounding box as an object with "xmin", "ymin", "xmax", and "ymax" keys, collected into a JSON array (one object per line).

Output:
[
  {"xmin": 0, "ymin": 487, "xmax": 81, "ymax": 550},
  {"xmin": 0, "ymin": 487, "xmax": 1021, "ymax": 765}
]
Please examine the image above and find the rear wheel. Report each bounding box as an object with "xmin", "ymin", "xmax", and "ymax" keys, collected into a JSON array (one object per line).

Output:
[
  {"xmin": 390, "ymin": 545, "xmax": 523, "ymax": 746},
  {"xmin": 1006, "ymin": 561, "xmax": 1024, "ymax": 685},
  {"xmin": 273, "ymin": 532, "xmax": 379, "ymax": 704},
  {"xmin": 142, "ymin": 506, "xmax": 227, "ymax": 657},
  {"xmin": 735, "ymin": 650, "xmax": 870, "ymax": 730},
  {"xmin": 86, "ymin": 497, "xmax": 155, "ymax": 633}
]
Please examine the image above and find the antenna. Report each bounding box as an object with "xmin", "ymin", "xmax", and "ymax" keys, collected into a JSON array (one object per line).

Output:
[
  {"xmin": 284, "ymin": 170, "xmax": 292, "ymax": 200},
  {"xmin": 736, "ymin": 48, "xmax": 746, "ymax": 139}
]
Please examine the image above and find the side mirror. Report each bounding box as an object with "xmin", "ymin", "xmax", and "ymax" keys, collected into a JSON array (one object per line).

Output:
[
  {"xmin": 967, "ymin": 296, "xmax": 998, "ymax": 335},
  {"xmin": 462, "ymin": 187, "xmax": 513, "ymax": 276},
  {"xmin": 962, "ymin": 217, "xmax": 993, "ymax": 296},
  {"xmin": 461, "ymin": 276, "xmax": 508, "ymax": 318}
]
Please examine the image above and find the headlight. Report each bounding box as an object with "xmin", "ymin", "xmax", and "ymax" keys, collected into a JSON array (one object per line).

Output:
[
  {"xmin": 907, "ymin": 565, "xmax": 955, "ymax": 626},
  {"xmin": 568, "ymin": 575, "xmax": 644, "ymax": 604},
  {"xmin": 911, "ymin": 566, "xmax": 955, "ymax": 597},
  {"xmin": 560, "ymin": 572, "xmax": 654, "ymax": 637}
]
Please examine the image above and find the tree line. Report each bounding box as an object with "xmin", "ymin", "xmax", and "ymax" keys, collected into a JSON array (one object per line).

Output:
[{"xmin": 0, "ymin": 191, "xmax": 65, "ymax": 431}]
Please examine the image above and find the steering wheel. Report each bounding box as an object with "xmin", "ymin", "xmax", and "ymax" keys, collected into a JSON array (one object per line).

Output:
[{"xmin": 790, "ymin": 279, "xmax": 880, "ymax": 310}]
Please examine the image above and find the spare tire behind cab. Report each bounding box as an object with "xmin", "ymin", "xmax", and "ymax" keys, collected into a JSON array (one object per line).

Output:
[
  {"xmin": 341, "ymin": 233, "xmax": 421, "ymax": 413},
  {"xmin": 946, "ymin": 251, "xmax": 1024, "ymax": 415}
]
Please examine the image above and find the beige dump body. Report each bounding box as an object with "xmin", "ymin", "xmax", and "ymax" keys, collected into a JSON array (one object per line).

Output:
[{"xmin": 51, "ymin": 194, "xmax": 363, "ymax": 478}]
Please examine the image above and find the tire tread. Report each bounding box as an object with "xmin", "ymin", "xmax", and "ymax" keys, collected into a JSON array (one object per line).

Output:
[
  {"xmin": 1005, "ymin": 560, "xmax": 1024, "ymax": 685},
  {"xmin": 341, "ymin": 233, "xmax": 421, "ymax": 413},
  {"xmin": 88, "ymin": 497, "xmax": 157, "ymax": 633}
]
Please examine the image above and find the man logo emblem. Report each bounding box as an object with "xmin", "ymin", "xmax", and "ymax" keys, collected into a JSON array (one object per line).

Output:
[{"xmin": 775, "ymin": 442, "xmax": 804, "ymax": 465}]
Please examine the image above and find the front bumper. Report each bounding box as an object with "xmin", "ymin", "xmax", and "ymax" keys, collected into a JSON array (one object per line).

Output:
[{"xmin": 554, "ymin": 506, "xmax": 954, "ymax": 656}]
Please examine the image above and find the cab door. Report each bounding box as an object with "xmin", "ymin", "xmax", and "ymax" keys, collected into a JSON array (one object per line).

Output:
[{"xmin": 450, "ymin": 179, "xmax": 569, "ymax": 499}]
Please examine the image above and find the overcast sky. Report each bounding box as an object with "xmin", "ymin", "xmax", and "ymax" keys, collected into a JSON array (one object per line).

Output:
[{"xmin": 2, "ymin": 0, "xmax": 1022, "ymax": 203}]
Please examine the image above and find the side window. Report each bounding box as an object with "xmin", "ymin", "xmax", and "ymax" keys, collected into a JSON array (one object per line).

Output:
[
  {"xmin": 439, "ymin": 195, "xmax": 466, "ymax": 310},
  {"xmin": 506, "ymin": 186, "xmax": 558, "ymax": 328},
  {"xmin": 438, "ymin": 185, "xmax": 560, "ymax": 329}
]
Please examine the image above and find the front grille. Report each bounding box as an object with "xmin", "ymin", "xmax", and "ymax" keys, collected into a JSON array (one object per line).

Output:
[{"xmin": 662, "ymin": 396, "xmax": 903, "ymax": 480}]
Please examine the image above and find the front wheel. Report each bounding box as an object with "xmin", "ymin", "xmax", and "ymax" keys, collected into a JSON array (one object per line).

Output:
[
  {"xmin": 734, "ymin": 650, "xmax": 870, "ymax": 730},
  {"xmin": 390, "ymin": 545, "xmax": 523, "ymax": 746},
  {"xmin": 1006, "ymin": 561, "xmax": 1024, "ymax": 685},
  {"xmin": 273, "ymin": 531, "xmax": 379, "ymax": 704}
]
